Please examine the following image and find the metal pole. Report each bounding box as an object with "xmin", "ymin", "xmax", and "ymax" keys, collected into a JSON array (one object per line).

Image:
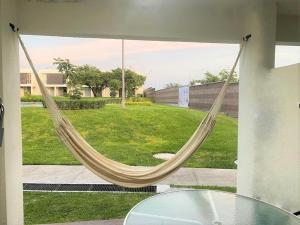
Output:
[{"xmin": 121, "ymin": 39, "xmax": 126, "ymax": 108}]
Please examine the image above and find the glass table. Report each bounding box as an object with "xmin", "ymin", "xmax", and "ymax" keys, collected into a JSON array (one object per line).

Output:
[{"xmin": 124, "ymin": 190, "xmax": 300, "ymax": 225}]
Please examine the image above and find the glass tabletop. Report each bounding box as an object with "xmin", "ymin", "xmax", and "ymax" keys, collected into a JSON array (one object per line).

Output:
[{"xmin": 124, "ymin": 190, "xmax": 300, "ymax": 225}]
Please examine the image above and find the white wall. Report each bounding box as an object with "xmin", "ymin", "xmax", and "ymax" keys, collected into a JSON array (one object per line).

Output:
[
  {"xmin": 262, "ymin": 64, "xmax": 300, "ymax": 210},
  {"xmin": 277, "ymin": 15, "xmax": 300, "ymax": 45},
  {"xmin": 0, "ymin": 0, "xmax": 24, "ymax": 225}
]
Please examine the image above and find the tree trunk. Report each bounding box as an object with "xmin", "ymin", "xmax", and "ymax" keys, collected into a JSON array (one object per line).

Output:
[{"xmin": 91, "ymin": 87, "xmax": 102, "ymax": 97}]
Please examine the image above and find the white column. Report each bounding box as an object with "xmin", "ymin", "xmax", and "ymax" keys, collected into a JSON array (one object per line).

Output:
[
  {"xmin": 238, "ymin": 0, "xmax": 299, "ymax": 212},
  {"xmin": 0, "ymin": 0, "xmax": 24, "ymax": 225},
  {"xmin": 237, "ymin": 1, "xmax": 276, "ymax": 195}
]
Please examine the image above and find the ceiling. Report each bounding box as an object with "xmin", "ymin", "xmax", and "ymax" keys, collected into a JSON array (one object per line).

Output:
[{"xmin": 277, "ymin": 0, "xmax": 300, "ymax": 16}]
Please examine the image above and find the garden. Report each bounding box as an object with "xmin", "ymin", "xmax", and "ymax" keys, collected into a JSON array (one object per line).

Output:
[{"xmin": 22, "ymin": 103, "xmax": 237, "ymax": 168}]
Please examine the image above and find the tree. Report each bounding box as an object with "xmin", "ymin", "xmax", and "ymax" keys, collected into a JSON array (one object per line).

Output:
[
  {"xmin": 53, "ymin": 58, "xmax": 82, "ymax": 99},
  {"xmin": 199, "ymin": 72, "xmax": 220, "ymax": 84},
  {"xmin": 165, "ymin": 83, "xmax": 181, "ymax": 88},
  {"xmin": 108, "ymin": 79, "xmax": 121, "ymax": 98},
  {"xmin": 190, "ymin": 69, "xmax": 239, "ymax": 85},
  {"xmin": 111, "ymin": 68, "xmax": 146, "ymax": 97},
  {"xmin": 76, "ymin": 65, "xmax": 111, "ymax": 97},
  {"xmin": 189, "ymin": 80, "xmax": 199, "ymax": 86},
  {"xmin": 218, "ymin": 69, "xmax": 239, "ymax": 83}
]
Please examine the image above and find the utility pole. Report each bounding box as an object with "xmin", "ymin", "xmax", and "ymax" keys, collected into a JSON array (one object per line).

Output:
[{"xmin": 121, "ymin": 39, "xmax": 126, "ymax": 108}]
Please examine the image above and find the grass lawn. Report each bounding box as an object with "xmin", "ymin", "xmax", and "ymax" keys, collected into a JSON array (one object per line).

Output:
[
  {"xmin": 24, "ymin": 192, "xmax": 152, "ymax": 225},
  {"xmin": 24, "ymin": 186, "xmax": 235, "ymax": 225},
  {"xmin": 22, "ymin": 104, "xmax": 238, "ymax": 168},
  {"xmin": 171, "ymin": 185, "xmax": 236, "ymax": 193}
]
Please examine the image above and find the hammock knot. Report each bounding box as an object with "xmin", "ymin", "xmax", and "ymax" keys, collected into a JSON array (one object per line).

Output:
[
  {"xmin": 9, "ymin": 23, "xmax": 19, "ymax": 32},
  {"xmin": 243, "ymin": 34, "xmax": 252, "ymax": 41}
]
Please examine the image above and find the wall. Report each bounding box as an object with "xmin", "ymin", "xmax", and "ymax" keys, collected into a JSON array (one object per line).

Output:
[
  {"xmin": 146, "ymin": 82, "xmax": 239, "ymax": 117},
  {"xmin": 260, "ymin": 64, "xmax": 300, "ymax": 210},
  {"xmin": 144, "ymin": 87, "xmax": 155, "ymax": 100},
  {"xmin": 154, "ymin": 87, "xmax": 179, "ymax": 105},
  {"xmin": 189, "ymin": 82, "xmax": 239, "ymax": 117}
]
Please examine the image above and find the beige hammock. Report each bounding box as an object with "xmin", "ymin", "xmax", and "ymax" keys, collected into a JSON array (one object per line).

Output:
[{"xmin": 16, "ymin": 26, "xmax": 250, "ymax": 187}]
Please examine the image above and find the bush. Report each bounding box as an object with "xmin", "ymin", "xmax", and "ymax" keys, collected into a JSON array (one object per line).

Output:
[
  {"xmin": 127, "ymin": 97, "xmax": 153, "ymax": 103},
  {"xmin": 100, "ymin": 98, "xmax": 122, "ymax": 104},
  {"xmin": 126, "ymin": 101, "xmax": 153, "ymax": 106},
  {"xmin": 69, "ymin": 87, "xmax": 82, "ymax": 100},
  {"xmin": 22, "ymin": 95, "xmax": 122, "ymax": 106},
  {"xmin": 43, "ymin": 99, "xmax": 106, "ymax": 110},
  {"xmin": 21, "ymin": 95, "xmax": 44, "ymax": 102}
]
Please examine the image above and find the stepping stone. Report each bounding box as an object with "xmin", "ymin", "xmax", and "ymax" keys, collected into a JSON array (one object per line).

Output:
[{"xmin": 153, "ymin": 153, "xmax": 175, "ymax": 160}]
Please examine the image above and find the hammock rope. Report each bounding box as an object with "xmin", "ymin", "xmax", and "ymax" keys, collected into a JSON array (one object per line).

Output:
[{"xmin": 12, "ymin": 23, "xmax": 251, "ymax": 187}]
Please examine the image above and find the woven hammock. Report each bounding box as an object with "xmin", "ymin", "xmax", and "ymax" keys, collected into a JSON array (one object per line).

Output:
[{"xmin": 16, "ymin": 27, "xmax": 250, "ymax": 187}]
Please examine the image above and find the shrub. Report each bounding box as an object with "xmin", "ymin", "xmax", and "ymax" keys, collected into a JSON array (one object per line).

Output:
[
  {"xmin": 43, "ymin": 99, "xmax": 106, "ymax": 110},
  {"xmin": 21, "ymin": 95, "xmax": 44, "ymax": 102},
  {"xmin": 22, "ymin": 95, "xmax": 122, "ymax": 106},
  {"xmin": 126, "ymin": 101, "xmax": 153, "ymax": 106},
  {"xmin": 100, "ymin": 98, "xmax": 122, "ymax": 104},
  {"xmin": 127, "ymin": 97, "xmax": 153, "ymax": 103},
  {"xmin": 69, "ymin": 87, "xmax": 82, "ymax": 100}
]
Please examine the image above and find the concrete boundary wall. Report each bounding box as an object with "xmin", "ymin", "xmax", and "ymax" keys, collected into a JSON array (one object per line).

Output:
[
  {"xmin": 189, "ymin": 82, "xmax": 239, "ymax": 117},
  {"xmin": 153, "ymin": 87, "xmax": 179, "ymax": 105},
  {"xmin": 145, "ymin": 82, "xmax": 239, "ymax": 117}
]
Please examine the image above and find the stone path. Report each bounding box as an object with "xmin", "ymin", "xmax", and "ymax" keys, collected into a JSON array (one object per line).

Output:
[{"xmin": 23, "ymin": 165, "xmax": 236, "ymax": 187}]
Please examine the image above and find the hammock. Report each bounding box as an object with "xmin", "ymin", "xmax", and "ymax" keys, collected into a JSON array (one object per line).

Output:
[{"xmin": 12, "ymin": 24, "xmax": 250, "ymax": 187}]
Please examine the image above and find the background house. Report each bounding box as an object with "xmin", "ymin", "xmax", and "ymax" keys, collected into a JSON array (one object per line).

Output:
[{"xmin": 20, "ymin": 69, "xmax": 144, "ymax": 97}]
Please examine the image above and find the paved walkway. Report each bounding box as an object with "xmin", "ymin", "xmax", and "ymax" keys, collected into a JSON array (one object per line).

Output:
[{"xmin": 23, "ymin": 165, "xmax": 236, "ymax": 187}]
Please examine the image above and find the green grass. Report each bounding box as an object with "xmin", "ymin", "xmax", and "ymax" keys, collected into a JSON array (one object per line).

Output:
[
  {"xmin": 22, "ymin": 104, "xmax": 238, "ymax": 168},
  {"xmin": 24, "ymin": 186, "xmax": 236, "ymax": 225},
  {"xmin": 171, "ymin": 185, "xmax": 236, "ymax": 193},
  {"xmin": 24, "ymin": 192, "xmax": 152, "ymax": 225}
]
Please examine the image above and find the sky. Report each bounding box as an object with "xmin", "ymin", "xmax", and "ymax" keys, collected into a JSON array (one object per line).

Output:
[{"xmin": 20, "ymin": 35, "xmax": 300, "ymax": 90}]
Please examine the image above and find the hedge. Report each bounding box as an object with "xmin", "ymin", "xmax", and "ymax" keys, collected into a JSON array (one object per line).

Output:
[
  {"xmin": 100, "ymin": 98, "xmax": 122, "ymax": 104},
  {"xmin": 21, "ymin": 95, "xmax": 44, "ymax": 102},
  {"xmin": 127, "ymin": 97, "xmax": 153, "ymax": 103},
  {"xmin": 43, "ymin": 99, "xmax": 106, "ymax": 110},
  {"xmin": 21, "ymin": 95, "xmax": 121, "ymax": 103},
  {"xmin": 126, "ymin": 101, "xmax": 153, "ymax": 106}
]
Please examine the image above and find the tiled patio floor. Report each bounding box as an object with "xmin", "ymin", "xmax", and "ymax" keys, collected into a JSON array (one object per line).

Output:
[{"xmin": 24, "ymin": 165, "xmax": 236, "ymax": 187}]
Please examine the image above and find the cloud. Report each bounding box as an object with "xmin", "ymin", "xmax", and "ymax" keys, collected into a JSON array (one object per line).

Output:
[{"xmin": 19, "ymin": 37, "xmax": 218, "ymax": 68}]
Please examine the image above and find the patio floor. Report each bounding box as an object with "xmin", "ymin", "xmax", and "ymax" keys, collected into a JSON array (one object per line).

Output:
[{"xmin": 23, "ymin": 165, "xmax": 237, "ymax": 187}]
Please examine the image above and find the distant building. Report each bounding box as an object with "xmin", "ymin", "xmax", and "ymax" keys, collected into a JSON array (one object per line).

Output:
[{"xmin": 20, "ymin": 69, "xmax": 144, "ymax": 97}]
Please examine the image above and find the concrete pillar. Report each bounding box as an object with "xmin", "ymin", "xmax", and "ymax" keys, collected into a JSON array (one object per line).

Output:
[
  {"xmin": 238, "ymin": 0, "xmax": 300, "ymax": 212},
  {"xmin": 0, "ymin": 0, "xmax": 24, "ymax": 225},
  {"xmin": 237, "ymin": 0, "xmax": 276, "ymax": 200}
]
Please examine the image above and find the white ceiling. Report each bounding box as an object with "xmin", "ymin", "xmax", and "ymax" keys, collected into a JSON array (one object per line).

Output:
[{"xmin": 277, "ymin": 0, "xmax": 300, "ymax": 16}]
